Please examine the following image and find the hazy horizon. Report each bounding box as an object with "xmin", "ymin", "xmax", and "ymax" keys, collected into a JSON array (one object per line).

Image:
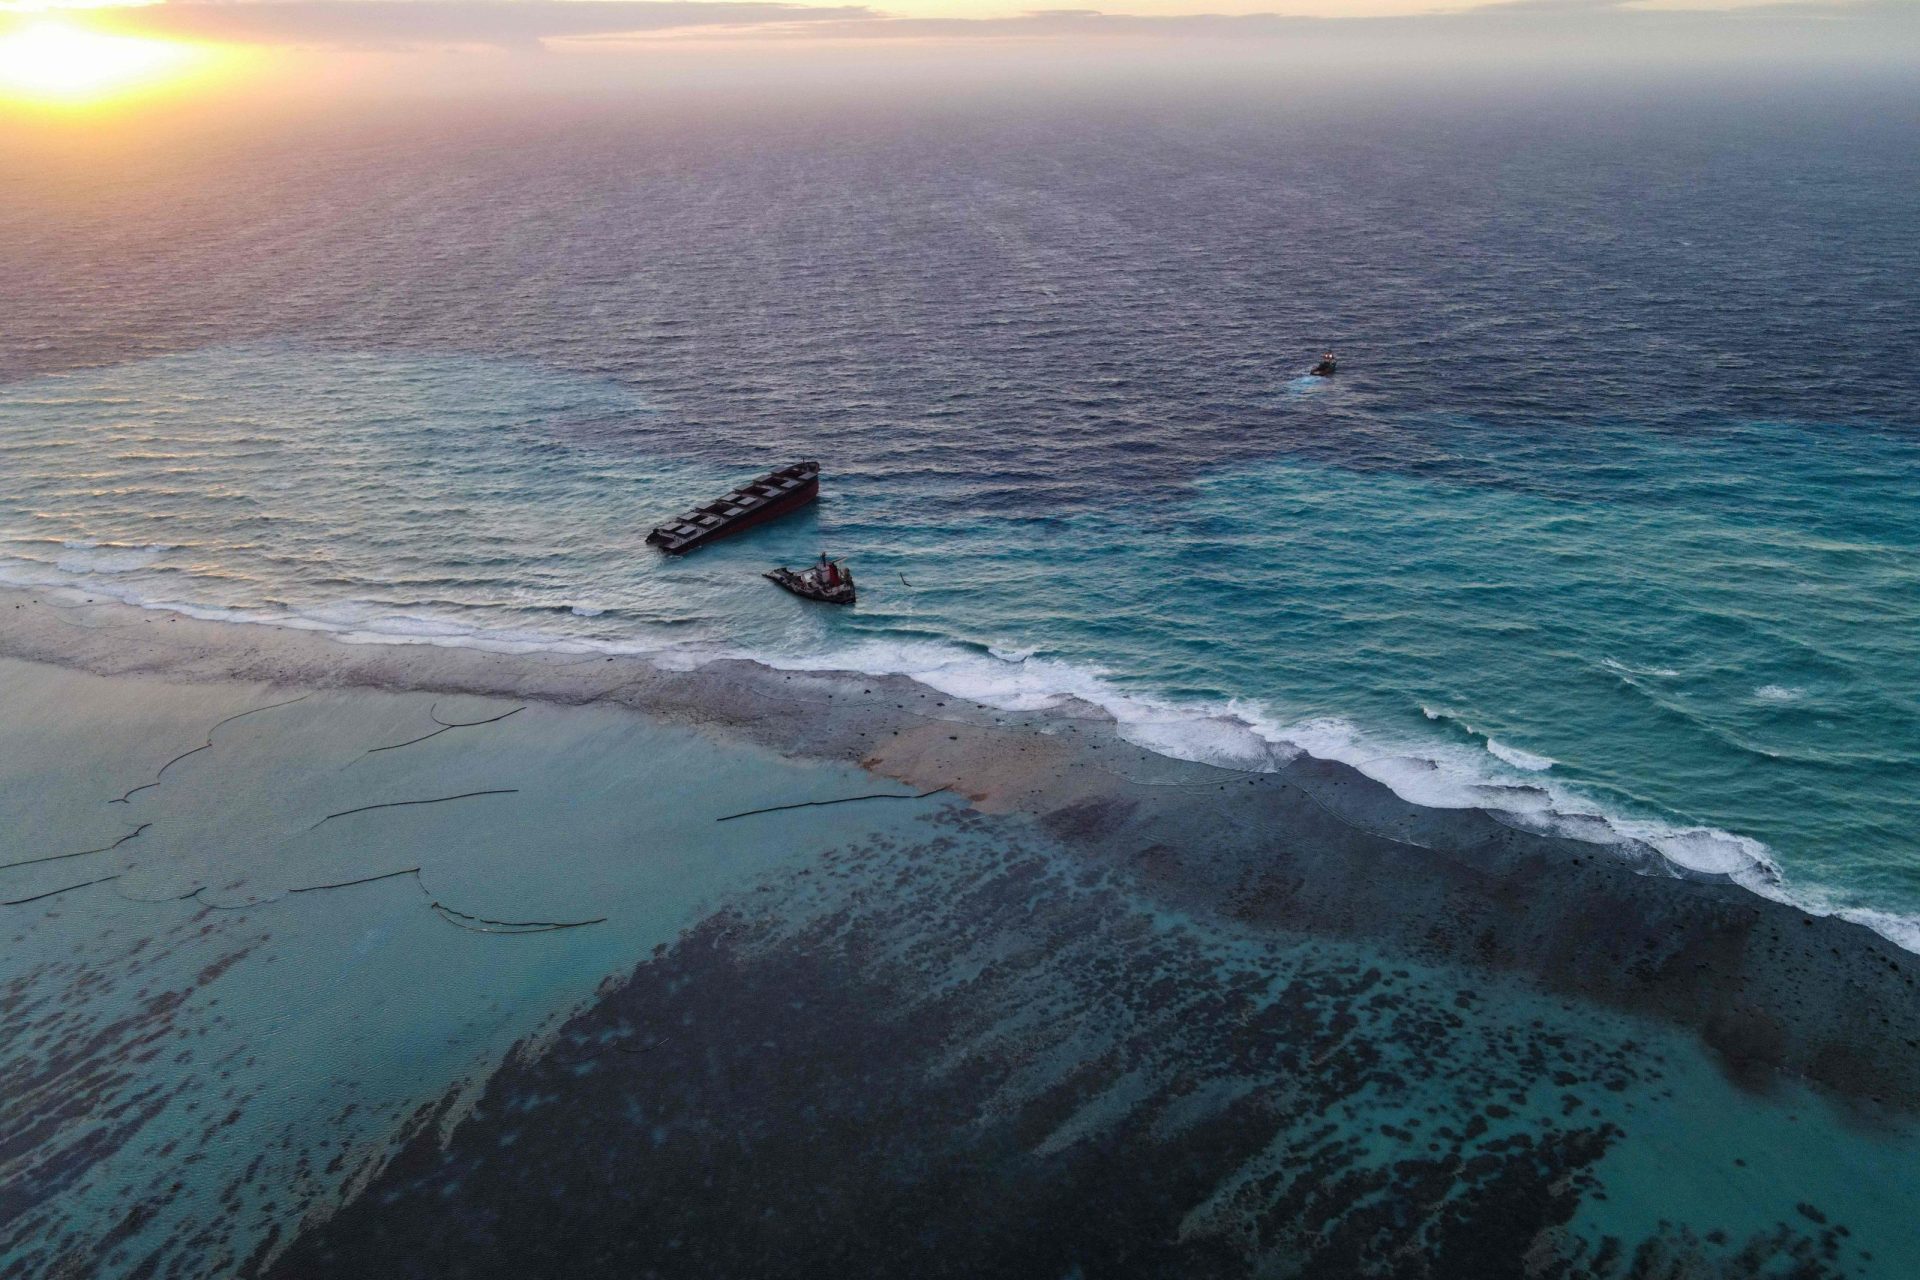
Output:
[{"xmin": 0, "ymin": 0, "xmax": 1914, "ymax": 118}]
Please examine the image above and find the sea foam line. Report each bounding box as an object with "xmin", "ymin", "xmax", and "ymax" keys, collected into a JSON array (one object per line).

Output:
[
  {"xmin": 661, "ymin": 637, "xmax": 1917, "ymax": 954},
  {"xmin": 7, "ymin": 555, "xmax": 1917, "ymax": 955}
]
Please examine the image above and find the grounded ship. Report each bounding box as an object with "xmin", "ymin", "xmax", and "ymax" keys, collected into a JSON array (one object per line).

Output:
[
  {"xmin": 645, "ymin": 460, "xmax": 820, "ymax": 555},
  {"xmin": 766, "ymin": 555, "xmax": 855, "ymax": 606}
]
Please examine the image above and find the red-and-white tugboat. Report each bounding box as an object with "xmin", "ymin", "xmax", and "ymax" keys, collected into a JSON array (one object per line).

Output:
[
  {"xmin": 766, "ymin": 553, "xmax": 855, "ymax": 606},
  {"xmin": 645, "ymin": 460, "xmax": 820, "ymax": 555}
]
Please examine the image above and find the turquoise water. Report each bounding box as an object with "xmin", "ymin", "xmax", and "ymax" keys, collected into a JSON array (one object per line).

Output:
[
  {"xmin": 4, "ymin": 90, "xmax": 1919, "ymax": 1276},
  {"xmin": 7, "ymin": 656, "xmax": 1917, "ymax": 1277},
  {"xmin": 0, "ymin": 658, "xmax": 963, "ymax": 1274},
  {"xmin": 1, "ymin": 346, "xmax": 1915, "ymax": 943}
]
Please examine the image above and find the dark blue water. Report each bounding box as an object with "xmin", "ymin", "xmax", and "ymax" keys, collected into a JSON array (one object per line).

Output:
[{"xmin": 2, "ymin": 79, "xmax": 1916, "ymax": 936}]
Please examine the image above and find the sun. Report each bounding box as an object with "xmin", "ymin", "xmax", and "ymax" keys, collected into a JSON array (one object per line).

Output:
[{"xmin": 0, "ymin": 17, "xmax": 211, "ymax": 106}]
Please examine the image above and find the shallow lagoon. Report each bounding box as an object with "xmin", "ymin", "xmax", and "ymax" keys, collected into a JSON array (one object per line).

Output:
[
  {"xmin": 4, "ymin": 652, "xmax": 1918, "ymax": 1277},
  {"xmin": 0, "ymin": 657, "xmax": 957, "ymax": 1274}
]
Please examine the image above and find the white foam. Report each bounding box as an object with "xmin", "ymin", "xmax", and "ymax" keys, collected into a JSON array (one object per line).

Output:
[
  {"xmin": 1754, "ymin": 684, "xmax": 1806, "ymax": 703},
  {"xmin": 740, "ymin": 638, "xmax": 1828, "ymax": 918},
  {"xmin": 1485, "ymin": 739, "xmax": 1555, "ymax": 772},
  {"xmin": 1750, "ymin": 882, "xmax": 1920, "ymax": 957},
  {"xmin": 50, "ymin": 540, "xmax": 170, "ymax": 574},
  {"xmin": 5, "ymin": 562, "xmax": 1914, "ymax": 955},
  {"xmin": 1601, "ymin": 657, "xmax": 1681, "ymax": 679},
  {"xmin": 1625, "ymin": 821, "xmax": 1781, "ymax": 884},
  {"xmin": 1420, "ymin": 706, "xmax": 1554, "ymax": 773},
  {"xmin": 0, "ymin": 557, "xmax": 64, "ymax": 589},
  {"xmin": 1835, "ymin": 906, "xmax": 1920, "ymax": 955}
]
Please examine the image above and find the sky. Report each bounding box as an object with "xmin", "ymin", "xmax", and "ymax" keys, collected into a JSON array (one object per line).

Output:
[{"xmin": 0, "ymin": 0, "xmax": 1912, "ymax": 112}]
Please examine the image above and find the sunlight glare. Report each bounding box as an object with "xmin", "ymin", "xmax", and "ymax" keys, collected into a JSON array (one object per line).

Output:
[{"xmin": 0, "ymin": 17, "xmax": 210, "ymax": 105}]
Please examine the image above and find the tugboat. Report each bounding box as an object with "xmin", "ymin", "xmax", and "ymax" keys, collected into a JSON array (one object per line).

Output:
[
  {"xmin": 1309, "ymin": 351, "xmax": 1338, "ymax": 377},
  {"xmin": 646, "ymin": 461, "xmax": 819, "ymax": 555},
  {"xmin": 766, "ymin": 553, "xmax": 856, "ymax": 606}
]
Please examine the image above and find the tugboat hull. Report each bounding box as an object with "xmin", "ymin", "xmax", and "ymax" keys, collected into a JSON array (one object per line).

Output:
[
  {"xmin": 646, "ymin": 461, "xmax": 819, "ymax": 555},
  {"xmin": 766, "ymin": 567, "xmax": 855, "ymax": 606}
]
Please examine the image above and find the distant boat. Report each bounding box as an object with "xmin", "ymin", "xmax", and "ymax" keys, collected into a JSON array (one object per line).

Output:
[
  {"xmin": 766, "ymin": 556, "xmax": 855, "ymax": 606},
  {"xmin": 645, "ymin": 461, "xmax": 819, "ymax": 555},
  {"xmin": 1309, "ymin": 352, "xmax": 1338, "ymax": 377}
]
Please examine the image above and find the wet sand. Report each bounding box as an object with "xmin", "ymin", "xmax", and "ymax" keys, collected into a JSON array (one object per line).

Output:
[{"xmin": 4, "ymin": 584, "xmax": 1919, "ymax": 1277}]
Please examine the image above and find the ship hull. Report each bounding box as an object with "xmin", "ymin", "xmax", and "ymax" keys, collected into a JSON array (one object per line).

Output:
[
  {"xmin": 658, "ymin": 477, "xmax": 818, "ymax": 555},
  {"xmin": 646, "ymin": 462, "xmax": 820, "ymax": 555}
]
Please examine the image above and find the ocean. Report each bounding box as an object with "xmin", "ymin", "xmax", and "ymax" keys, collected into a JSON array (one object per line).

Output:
[{"xmin": 2, "ymin": 78, "xmax": 1916, "ymax": 944}]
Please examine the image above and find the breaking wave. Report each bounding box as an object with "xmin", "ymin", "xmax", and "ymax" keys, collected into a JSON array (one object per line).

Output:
[
  {"xmin": 1422, "ymin": 705, "xmax": 1557, "ymax": 772},
  {"xmin": 2, "ymin": 543, "xmax": 1913, "ymax": 958},
  {"xmin": 779, "ymin": 639, "xmax": 1797, "ymax": 908}
]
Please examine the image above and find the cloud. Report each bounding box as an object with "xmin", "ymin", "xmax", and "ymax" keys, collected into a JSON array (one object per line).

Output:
[
  {"xmin": 761, "ymin": 0, "xmax": 1912, "ymax": 41},
  {"xmin": 1469, "ymin": 0, "xmax": 1633, "ymax": 12},
  {"xmin": 748, "ymin": 0, "xmax": 1897, "ymax": 45},
  {"xmin": 68, "ymin": 0, "xmax": 1918, "ymax": 51},
  {"xmin": 98, "ymin": 1, "xmax": 876, "ymax": 49}
]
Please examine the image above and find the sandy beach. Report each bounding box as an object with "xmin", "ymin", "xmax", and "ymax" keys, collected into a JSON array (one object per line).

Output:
[{"xmin": 3, "ymin": 583, "xmax": 1918, "ymax": 1276}]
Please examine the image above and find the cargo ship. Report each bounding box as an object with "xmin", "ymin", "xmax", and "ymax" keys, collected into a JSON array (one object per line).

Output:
[{"xmin": 645, "ymin": 460, "xmax": 820, "ymax": 554}]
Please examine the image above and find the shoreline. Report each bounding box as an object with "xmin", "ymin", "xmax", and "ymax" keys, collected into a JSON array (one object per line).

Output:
[
  {"xmin": 0, "ymin": 540, "xmax": 1817, "ymax": 907},
  {"xmin": 4, "ymin": 582, "xmax": 1920, "ymax": 1114}
]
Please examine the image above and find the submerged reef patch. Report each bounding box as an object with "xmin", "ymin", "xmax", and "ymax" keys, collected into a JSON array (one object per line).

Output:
[{"xmin": 270, "ymin": 808, "xmax": 1896, "ymax": 1279}]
